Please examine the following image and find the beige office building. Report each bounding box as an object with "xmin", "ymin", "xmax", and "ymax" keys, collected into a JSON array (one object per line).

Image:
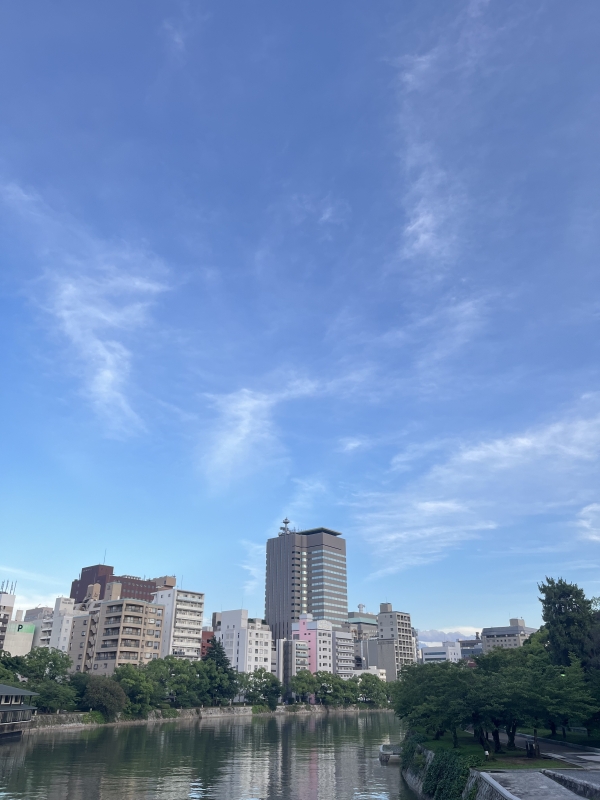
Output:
[{"xmin": 481, "ymin": 618, "xmax": 538, "ymax": 653}]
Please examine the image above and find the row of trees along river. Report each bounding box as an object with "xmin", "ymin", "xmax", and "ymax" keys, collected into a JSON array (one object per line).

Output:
[{"xmin": 0, "ymin": 636, "xmax": 391, "ymax": 722}]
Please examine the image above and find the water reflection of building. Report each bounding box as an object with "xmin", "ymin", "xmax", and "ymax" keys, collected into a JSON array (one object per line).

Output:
[{"xmin": 0, "ymin": 714, "xmax": 402, "ymax": 800}]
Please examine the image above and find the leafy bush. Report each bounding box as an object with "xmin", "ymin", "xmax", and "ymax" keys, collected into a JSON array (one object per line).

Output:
[
  {"xmin": 161, "ymin": 708, "xmax": 180, "ymax": 719},
  {"xmin": 82, "ymin": 677, "xmax": 127, "ymax": 721},
  {"xmin": 422, "ymin": 750, "xmax": 480, "ymax": 800},
  {"xmin": 251, "ymin": 704, "xmax": 271, "ymax": 714},
  {"xmin": 82, "ymin": 710, "xmax": 105, "ymax": 724},
  {"xmin": 401, "ymin": 737, "xmax": 418, "ymax": 770}
]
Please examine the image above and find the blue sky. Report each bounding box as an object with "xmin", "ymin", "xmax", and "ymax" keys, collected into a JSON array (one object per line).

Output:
[{"xmin": 1, "ymin": 1, "xmax": 600, "ymax": 639}]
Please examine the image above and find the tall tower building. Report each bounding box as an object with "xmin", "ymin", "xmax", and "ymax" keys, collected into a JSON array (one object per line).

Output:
[{"xmin": 265, "ymin": 520, "xmax": 348, "ymax": 641}]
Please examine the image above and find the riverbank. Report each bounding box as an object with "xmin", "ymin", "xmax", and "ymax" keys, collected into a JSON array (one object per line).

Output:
[
  {"xmin": 401, "ymin": 741, "xmax": 584, "ymax": 800},
  {"xmin": 28, "ymin": 704, "xmax": 393, "ymax": 733}
]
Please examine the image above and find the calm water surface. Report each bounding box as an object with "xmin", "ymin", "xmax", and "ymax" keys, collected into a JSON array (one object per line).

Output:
[{"xmin": 0, "ymin": 711, "xmax": 415, "ymax": 800}]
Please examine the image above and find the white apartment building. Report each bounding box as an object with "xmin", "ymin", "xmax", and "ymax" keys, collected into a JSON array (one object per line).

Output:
[
  {"xmin": 215, "ymin": 609, "xmax": 273, "ymax": 673},
  {"xmin": 481, "ymin": 619, "xmax": 538, "ymax": 653},
  {"xmin": 420, "ymin": 641, "xmax": 462, "ymax": 663},
  {"xmin": 153, "ymin": 587, "xmax": 205, "ymax": 660},
  {"xmin": 31, "ymin": 597, "xmax": 77, "ymax": 653},
  {"xmin": 372, "ymin": 603, "xmax": 418, "ymax": 681},
  {"xmin": 332, "ymin": 630, "xmax": 354, "ymax": 678}
]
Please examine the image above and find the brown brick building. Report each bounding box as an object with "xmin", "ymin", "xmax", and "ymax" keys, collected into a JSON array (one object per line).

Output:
[{"xmin": 70, "ymin": 564, "xmax": 175, "ymax": 603}]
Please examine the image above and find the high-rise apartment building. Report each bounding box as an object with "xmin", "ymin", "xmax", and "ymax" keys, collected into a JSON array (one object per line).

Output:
[
  {"xmin": 70, "ymin": 564, "xmax": 176, "ymax": 604},
  {"xmin": 68, "ymin": 596, "xmax": 165, "ymax": 675},
  {"xmin": 265, "ymin": 520, "xmax": 348, "ymax": 641},
  {"xmin": 152, "ymin": 587, "xmax": 205, "ymax": 660},
  {"xmin": 214, "ymin": 609, "xmax": 273, "ymax": 673},
  {"xmin": 374, "ymin": 603, "xmax": 417, "ymax": 681}
]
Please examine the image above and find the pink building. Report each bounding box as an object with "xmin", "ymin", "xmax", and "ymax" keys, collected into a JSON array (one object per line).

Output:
[{"xmin": 292, "ymin": 613, "xmax": 333, "ymax": 673}]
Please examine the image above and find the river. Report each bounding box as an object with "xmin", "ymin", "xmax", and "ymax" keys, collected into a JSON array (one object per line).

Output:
[{"xmin": 0, "ymin": 710, "xmax": 416, "ymax": 800}]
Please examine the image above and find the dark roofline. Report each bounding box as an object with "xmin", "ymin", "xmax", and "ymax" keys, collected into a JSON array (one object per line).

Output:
[
  {"xmin": 298, "ymin": 527, "xmax": 343, "ymax": 537},
  {"xmin": 0, "ymin": 684, "xmax": 38, "ymax": 696}
]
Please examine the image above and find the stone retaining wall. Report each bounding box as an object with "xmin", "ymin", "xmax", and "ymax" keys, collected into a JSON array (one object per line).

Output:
[{"xmin": 28, "ymin": 703, "xmax": 388, "ymax": 732}]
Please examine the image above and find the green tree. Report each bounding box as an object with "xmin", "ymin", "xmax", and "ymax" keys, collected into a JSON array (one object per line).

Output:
[
  {"xmin": 113, "ymin": 664, "xmax": 157, "ymax": 718},
  {"xmin": 243, "ymin": 668, "xmax": 282, "ymax": 710},
  {"xmin": 394, "ymin": 661, "xmax": 478, "ymax": 747},
  {"xmin": 201, "ymin": 639, "xmax": 239, "ymax": 705},
  {"xmin": 289, "ymin": 669, "xmax": 317, "ymax": 702},
  {"xmin": 358, "ymin": 673, "xmax": 388, "ymax": 707},
  {"xmin": 0, "ymin": 658, "xmax": 20, "ymax": 687},
  {"xmin": 342, "ymin": 676, "xmax": 360, "ymax": 706},
  {"xmin": 538, "ymin": 577, "xmax": 594, "ymax": 666},
  {"xmin": 202, "ymin": 638, "xmax": 231, "ymax": 671},
  {"xmin": 31, "ymin": 680, "xmax": 77, "ymax": 713},
  {"xmin": 69, "ymin": 672, "xmax": 92, "ymax": 709},
  {"xmin": 19, "ymin": 648, "xmax": 72, "ymax": 683},
  {"xmin": 82, "ymin": 677, "xmax": 127, "ymax": 720}
]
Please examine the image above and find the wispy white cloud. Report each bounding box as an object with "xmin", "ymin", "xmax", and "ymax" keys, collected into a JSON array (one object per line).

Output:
[
  {"xmin": 578, "ymin": 504, "xmax": 600, "ymax": 542},
  {"xmin": 288, "ymin": 193, "xmax": 350, "ymax": 228},
  {"xmin": 1, "ymin": 183, "xmax": 168, "ymax": 435},
  {"xmin": 400, "ymin": 147, "xmax": 466, "ymax": 266},
  {"xmin": 201, "ymin": 379, "xmax": 318, "ymax": 486},
  {"xmin": 354, "ymin": 398, "xmax": 600, "ymax": 575},
  {"xmin": 393, "ymin": 3, "xmax": 502, "ymax": 276},
  {"xmin": 47, "ymin": 270, "xmax": 164, "ymax": 433},
  {"xmin": 284, "ymin": 477, "xmax": 328, "ymax": 529},
  {"xmin": 239, "ymin": 540, "xmax": 265, "ymax": 596}
]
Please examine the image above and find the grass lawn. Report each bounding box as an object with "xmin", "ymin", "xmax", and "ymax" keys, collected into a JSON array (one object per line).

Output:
[
  {"xmin": 517, "ymin": 727, "xmax": 600, "ymax": 749},
  {"xmin": 421, "ymin": 731, "xmax": 570, "ymax": 771}
]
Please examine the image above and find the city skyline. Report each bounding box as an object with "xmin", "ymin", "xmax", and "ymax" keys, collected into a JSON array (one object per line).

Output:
[{"xmin": 2, "ymin": 2, "xmax": 600, "ymax": 632}]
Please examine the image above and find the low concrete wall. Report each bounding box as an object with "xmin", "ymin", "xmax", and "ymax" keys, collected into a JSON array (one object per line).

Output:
[
  {"xmin": 463, "ymin": 772, "xmax": 521, "ymax": 800},
  {"xmin": 542, "ymin": 770, "xmax": 600, "ymax": 800}
]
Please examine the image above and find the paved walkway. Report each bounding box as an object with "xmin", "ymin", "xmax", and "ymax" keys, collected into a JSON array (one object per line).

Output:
[
  {"xmin": 495, "ymin": 730, "xmax": 600, "ymax": 768},
  {"xmin": 487, "ymin": 771, "xmax": 582, "ymax": 799}
]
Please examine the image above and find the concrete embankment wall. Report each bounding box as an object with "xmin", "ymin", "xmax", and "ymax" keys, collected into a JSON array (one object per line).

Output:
[{"xmin": 29, "ymin": 704, "xmax": 389, "ymax": 732}]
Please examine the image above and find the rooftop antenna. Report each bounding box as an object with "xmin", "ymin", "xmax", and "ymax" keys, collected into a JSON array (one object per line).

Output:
[
  {"xmin": 279, "ymin": 518, "xmax": 291, "ymax": 536},
  {"xmin": 103, "ymin": 549, "xmax": 106, "ymax": 565}
]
